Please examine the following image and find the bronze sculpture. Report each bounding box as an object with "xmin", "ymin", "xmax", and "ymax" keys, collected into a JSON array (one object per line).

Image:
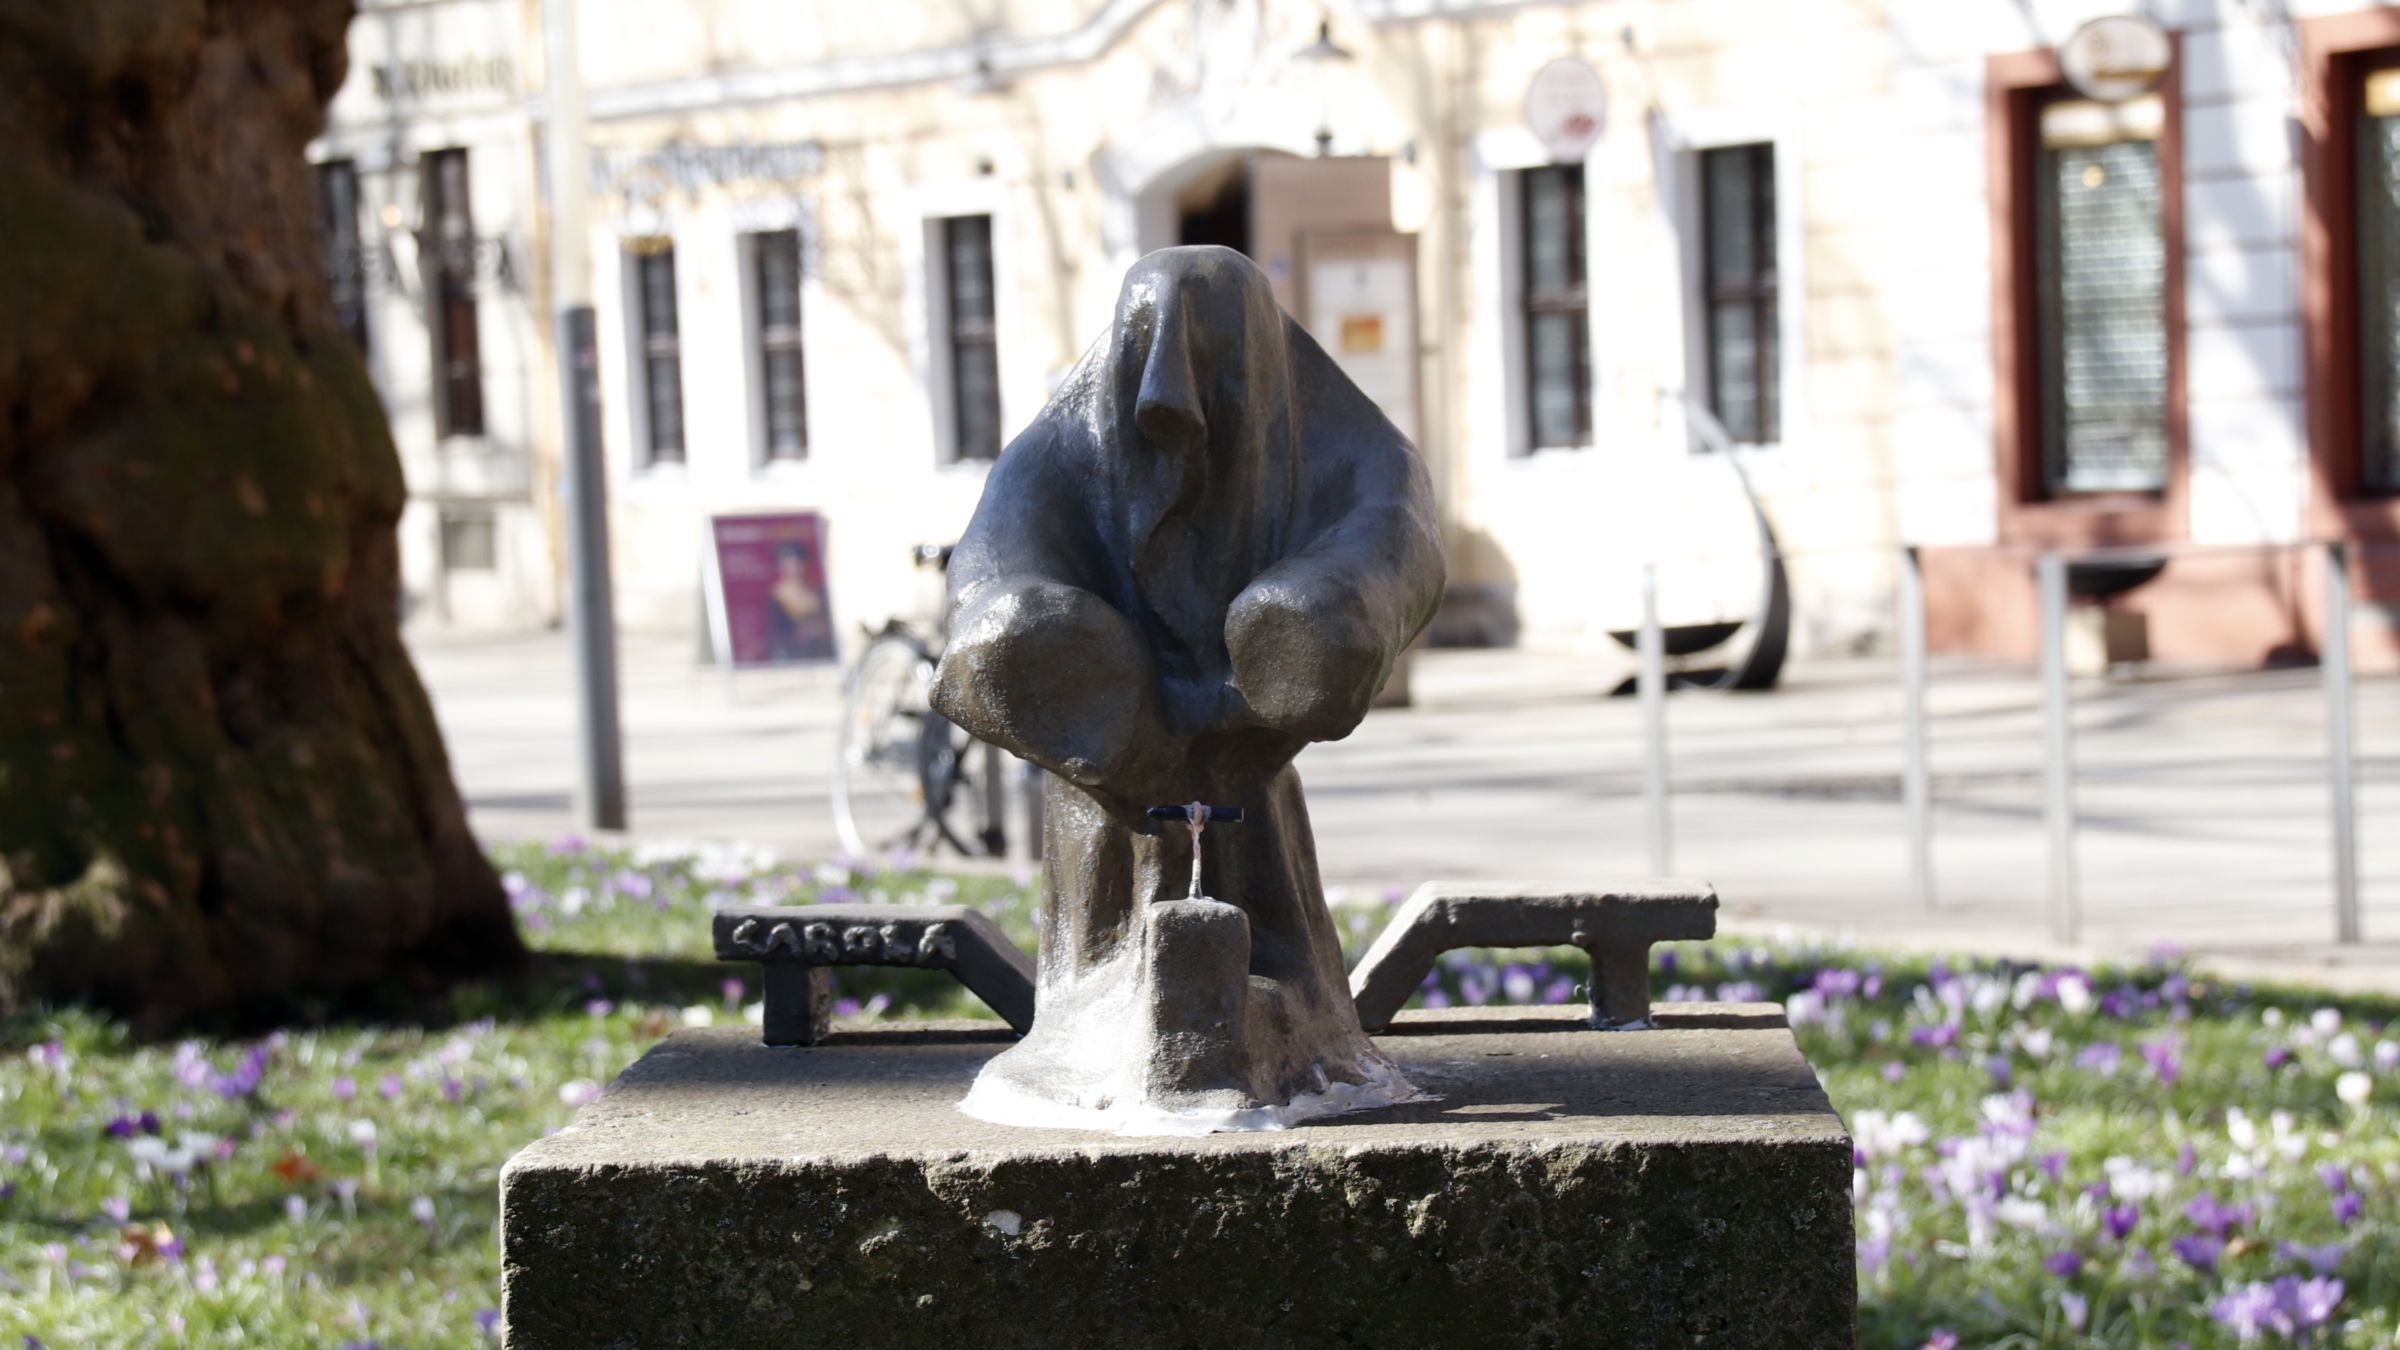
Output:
[{"xmin": 931, "ymin": 246, "xmax": 1443, "ymax": 1131}]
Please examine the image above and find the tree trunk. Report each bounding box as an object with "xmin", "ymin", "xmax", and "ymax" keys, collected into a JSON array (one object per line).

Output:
[{"xmin": 0, "ymin": 0, "xmax": 524, "ymax": 1028}]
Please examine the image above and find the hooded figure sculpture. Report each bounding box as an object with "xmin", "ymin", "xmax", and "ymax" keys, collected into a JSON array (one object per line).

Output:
[{"xmin": 932, "ymin": 247, "xmax": 1444, "ymax": 1133}]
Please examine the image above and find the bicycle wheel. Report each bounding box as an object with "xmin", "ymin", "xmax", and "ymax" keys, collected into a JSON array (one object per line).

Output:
[
  {"xmin": 831, "ymin": 631, "xmax": 935, "ymax": 860},
  {"xmin": 917, "ymin": 721, "xmax": 1010, "ymax": 858}
]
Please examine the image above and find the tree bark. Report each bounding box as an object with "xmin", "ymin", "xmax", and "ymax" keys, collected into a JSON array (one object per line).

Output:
[{"xmin": 0, "ymin": 0, "xmax": 524, "ymax": 1028}]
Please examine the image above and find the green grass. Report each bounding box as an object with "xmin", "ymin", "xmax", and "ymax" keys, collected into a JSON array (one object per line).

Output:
[{"xmin": 1, "ymin": 839, "xmax": 2394, "ymax": 1347}]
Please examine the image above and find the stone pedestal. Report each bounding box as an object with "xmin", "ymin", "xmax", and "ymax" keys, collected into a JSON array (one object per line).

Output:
[{"xmin": 500, "ymin": 1005, "xmax": 1855, "ymax": 1349}]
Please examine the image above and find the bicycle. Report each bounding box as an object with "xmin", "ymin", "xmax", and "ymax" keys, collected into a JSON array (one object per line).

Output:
[{"xmin": 830, "ymin": 543, "xmax": 1014, "ymax": 860}]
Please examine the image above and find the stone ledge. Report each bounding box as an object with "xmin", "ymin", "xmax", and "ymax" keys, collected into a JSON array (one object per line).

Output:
[{"xmin": 500, "ymin": 1005, "xmax": 1854, "ymax": 1349}]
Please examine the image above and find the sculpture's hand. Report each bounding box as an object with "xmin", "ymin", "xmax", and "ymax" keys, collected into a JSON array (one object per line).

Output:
[
  {"xmin": 932, "ymin": 578, "xmax": 1183, "ymax": 801},
  {"xmin": 1224, "ymin": 563, "xmax": 1393, "ymax": 744}
]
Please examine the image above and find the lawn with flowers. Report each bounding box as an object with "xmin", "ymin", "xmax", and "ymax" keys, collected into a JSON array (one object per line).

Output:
[{"xmin": 2, "ymin": 839, "xmax": 2395, "ymax": 1348}]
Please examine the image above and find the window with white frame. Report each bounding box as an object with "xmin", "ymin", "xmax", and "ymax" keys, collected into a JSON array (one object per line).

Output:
[
  {"xmin": 1517, "ymin": 165, "xmax": 1591, "ymax": 450},
  {"xmin": 1698, "ymin": 143, "xmax": 1780, "ymax": 446},
  {"xmin": 940, "ymin": 215, "xmax": 1002, "ymax": 462},
  {"xmin": 631, "ymin": 242, "xmax": 685, "ymax": 466},
  {"xmin": 751, "ymin": 229, "xmax": 808, "ymax": 463}
]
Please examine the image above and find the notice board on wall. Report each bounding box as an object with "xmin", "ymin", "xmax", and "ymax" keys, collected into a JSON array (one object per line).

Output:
[{"xmin": 702, "ymin": 511, "xmax": 836, "ymax": 667}]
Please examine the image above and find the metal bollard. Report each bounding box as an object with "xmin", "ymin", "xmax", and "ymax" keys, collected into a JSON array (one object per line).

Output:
[
  {"xmin": 2036, "ymin": 554, "xmax": 2079, "ymax": 946},
  {"xmin": 2325, "ymin": 542, "xmax": 2359, "ymax": 944},
  {"xmin": 1638, "ymin": 562, "xmax": 1671, "ymax": 878},
  {"xmin": 1899, "ymin": 545, "xmax": 1933, "ymax": 910}
]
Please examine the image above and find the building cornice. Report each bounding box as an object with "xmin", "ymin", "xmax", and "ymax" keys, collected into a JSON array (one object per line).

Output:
[{"xmin": 542, "ymin": 0, "xmax": 1546, "ymax": 123}]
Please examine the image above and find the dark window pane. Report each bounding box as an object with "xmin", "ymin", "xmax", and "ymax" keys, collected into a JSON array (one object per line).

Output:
[
  {"xmin": 439, "ymin": 511, "xmax": 497, "ymax": 572},
  {"xmin": 1704, "ymin": 148, "xmax": 1756, "ymax": 287},
  {"xmin": 944, "ymin": 215, "xmax": 1001, "ymax": 461},
  {"xmin": 1709, "ymin": 303, "xmax": 1761, "ymax": 443},
  {"xmin": 2361, "ymin": 107, "xmax": 2400, "ymax": 492},
  {"xmin": 1701, "ymin": 143, "xmax": 1779, "ymax": 445},
  {"xmin": 635, "ymin": 245, "xmax": 684, "ymax": 463},
  {"xmin": 1524, "ymin": 167, "xmax": 1585, "ymax": 294},
  {"xmin": 1520, "ymin": 165, "xmax": 1590, "ymax": 450},
  {"xmin": 423, "ymin": 148, "xmax": 484, "ymax": 438},
  {"xmin": 317, "ymin": 160, "xmax": 369, "ymax": 353},
  {"xmin": 639, "ymin": 251, "xmax": 678, "ymax": 337},
  {"xmin": 1528, "ymin": 311, "xmax": 1587, "ymax": 448},
  {"xmin": 2037, "ymin": 135, "xmax": 2168, "ymax": 493},
  {"xmin": 754, "ymin": 230, "xmax": 806, "ymax": 460}
]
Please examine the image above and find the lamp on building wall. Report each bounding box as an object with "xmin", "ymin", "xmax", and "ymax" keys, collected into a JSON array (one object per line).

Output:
[{"xmin": 1290, "ymin": 17, "xmax": 1353, "ymax": 156}]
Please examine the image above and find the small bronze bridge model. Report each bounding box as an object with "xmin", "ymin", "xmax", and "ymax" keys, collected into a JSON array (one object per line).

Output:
[
  {"xmin": 1346, "ymin": 881, "xmax": 1719, "ymax": 1032},
  {"xmin": 711, "ymin": 905, "xmax": 1035, "ymax": 1046}
]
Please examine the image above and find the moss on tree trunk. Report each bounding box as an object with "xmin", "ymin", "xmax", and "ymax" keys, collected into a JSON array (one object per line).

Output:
[{"xmin": 0, "ymin": 0, "xmax": 524, "ymax": 1028}]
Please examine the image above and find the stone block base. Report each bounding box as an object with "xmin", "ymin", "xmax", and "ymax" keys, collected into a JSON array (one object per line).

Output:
[{"xmin": 500, "ymin": 1005, "xmax": 1855, "ymax": 1349}]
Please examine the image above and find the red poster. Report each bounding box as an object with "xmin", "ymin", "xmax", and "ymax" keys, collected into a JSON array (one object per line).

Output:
[{"xmin": 705, "ymin": 512, "xmax": 835, "ymax": 666}]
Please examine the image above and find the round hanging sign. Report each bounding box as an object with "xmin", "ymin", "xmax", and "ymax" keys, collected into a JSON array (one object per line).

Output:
[
  {"xmin": 1525, "ymin": 57, "xmax": 1607, "ymax": 161},
  {"xmin": 2058, "ymin": 15, "xmax": 2170, "ymax": 104}
]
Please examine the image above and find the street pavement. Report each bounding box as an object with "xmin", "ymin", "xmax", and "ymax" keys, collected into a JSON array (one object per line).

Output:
[{"xmin": 411, "ymin": 629, "xmax": 2400, "ymax": 992}]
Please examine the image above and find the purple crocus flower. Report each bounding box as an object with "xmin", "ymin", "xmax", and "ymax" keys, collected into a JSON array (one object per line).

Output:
[
  {"xmin": 2263, "ymin": 1046, "xmax": 2293, "ymax": 1071},
  {"xmin": 2287, "ymin": 1276, "xmax": 2344, "ymax": 1329},
  {"xmin": 2037, "ymin": 1151, "xmax": 2067, "ymax": 1182},
  {"xmin": 2317, "ymin": 1162, "xmax": 2352, "ymax": 1195},
  {"xmin": 1910, "ymin": 1022, "xmax": 1959, "ymax": 1050},
  {"xmin": 2043, "ymin": 1249, "xmax": 2083, "ymax": 1279},
  {"xmin": 474, "ymin": 1309, "xmax": 501, "ymax": 1335},
  {"xmin": 332, "ymin": 1076, "xmax": 356, "ymax": 1103},
  {"xmin": 2210, "ymin": 1281, "xmax": 2279, "ymax": 1338},
  {"xmin": 2278, "ymin": 1240, "xmax": 2345, "ymax": 1276},
  {"xmin": 1814, "ymin": 967, "xmax": 1863, "ymax": 999},
  {"xmin": 207, "ymin": 1044, "xmax": 272, "ymax": 1100},
  {"xmin": 2074, "ymin": 1043, "xmax": 2122, "ymax": 1075},
  {"xmin": 2333, "ymin": 1191, "xmax": 2364, "ymax": 1226},
  {"xmin": 105, "ymin": 1116, "xmax": 139, "ymax": 1139},
  {"xmin": 2177, "ymin": 1142, "xmax": 2198, "ymax": 1177},
  {"xmin": 2140, "ymin": 1036, "xmax": 2182, "ymax": 1086},
  {"xmin": 2184, "ymin": 1193, "xmax": 2252, "ymax": 1237},
  {"xmin": 2103, "ymin": 1205, "xmax": 2140, "ymax": 1241},
  {"xmin": 2170, "ymin": 1234, "xmax": 2224, "ymax": 1273},
  {"xmin": 1857, "ymin": 1235, "xmax": 1891, "ymax": 1276},
  {"xmin": 1985, "ymin": 1055, "xmax": 2012, "ymax": 1089}
]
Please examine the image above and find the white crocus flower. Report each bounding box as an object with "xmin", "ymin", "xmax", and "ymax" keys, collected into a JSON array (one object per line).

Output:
[{"xmin": 2055, "ymin": 976, "xmax": 2094, "ymax": 1017}]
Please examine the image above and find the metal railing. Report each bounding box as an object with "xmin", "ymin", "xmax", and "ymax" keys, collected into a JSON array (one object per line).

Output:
[{"xmin": 1629, "ymin": 536, "xmax": 2377, "ymax": 947}]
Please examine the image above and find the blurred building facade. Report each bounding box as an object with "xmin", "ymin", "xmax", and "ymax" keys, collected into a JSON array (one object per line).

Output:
[{"xmin": 312, "ymin": 0, "xmax": 2400, "ymax": 669}]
